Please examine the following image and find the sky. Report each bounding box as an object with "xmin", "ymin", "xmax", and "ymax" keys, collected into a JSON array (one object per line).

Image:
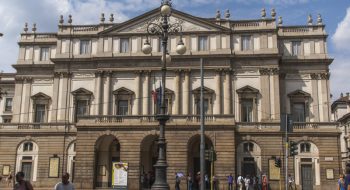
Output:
[{"xmin": 0, "ymin": 0, "xmax": 349, "ymax": 100}]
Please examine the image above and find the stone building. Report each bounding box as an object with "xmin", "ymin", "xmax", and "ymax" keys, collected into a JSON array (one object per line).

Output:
[
  {"xmin": 0, "ymin": 6, "xmax": 339, "ymax": 190},
  {"xmin": 331, "ymin": 93, "xmax": 350, "ymax": 172}
]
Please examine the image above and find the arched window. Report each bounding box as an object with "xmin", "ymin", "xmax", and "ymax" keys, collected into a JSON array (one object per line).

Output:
[
  {"xmin": 23, "ymin": 142, "xmax": 33, "ymax": 152},
  {"xmin": 243, "ymin": 142, "xmax": 254, "ymax": 152},
  {"xmin": 300, "ymin": 142, "xmax": 311, "ymax": 153}
]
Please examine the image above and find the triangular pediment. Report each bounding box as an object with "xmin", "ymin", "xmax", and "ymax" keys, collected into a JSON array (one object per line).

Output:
[
  {"xmin": 155, "ymin": 87, "xmax": 174, "ymax": 94},
  {"xmin": 100, "ymin": 8, "xmax": 229, "ymax": 35},
  {"xmin": 192, "ymin": 86, "xmax": 215, "ymax": 94},
  {"xmin": 113, "ymin": 87, "xmax": 134, "ymax": 95},
  {"xmin": 288, "ymin": 90, "xmax": 310, "ymax": 97},
  {"xmin": 31, "ymin": 92, "xmax": 51, "ymax": 100},
  {"xmin": 236, "ymin": 85, "xmax": 259, "ymax": 94},
  {"xmin": 71, "ymin": 88, "xmax": 93, "ymax": 96}
]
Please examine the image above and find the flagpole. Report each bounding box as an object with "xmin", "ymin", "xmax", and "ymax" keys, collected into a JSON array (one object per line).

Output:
[{"xmin": 200, "ymin": 58, "xmax": 206, "ymax": 190}]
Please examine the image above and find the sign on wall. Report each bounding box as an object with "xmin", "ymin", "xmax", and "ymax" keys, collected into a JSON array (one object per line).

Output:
[
  {"xmin": 268, "ymin": 159, "xmax": 280, "ymax": 180},
  {"xmin": 112, "ymin": 162, "xmax": 128, "ymax": 189},
  {"xmin": 48, "ymin": 157, "xmax": 60, "ymax": 178}
]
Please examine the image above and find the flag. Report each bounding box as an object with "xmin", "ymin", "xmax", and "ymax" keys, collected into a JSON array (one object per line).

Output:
[
  {"xmin": 151, "ymin": 75, "xmax": 157, "ymax": 104},
  {"xmin": 158, "ymin": 81, "xmax": 162, "ymax": 108}
]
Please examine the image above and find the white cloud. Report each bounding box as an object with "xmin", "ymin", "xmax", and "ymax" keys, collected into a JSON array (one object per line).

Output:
[{"xmin": 332, "ymin": 7, "xmax": 350, "ymax": 51}]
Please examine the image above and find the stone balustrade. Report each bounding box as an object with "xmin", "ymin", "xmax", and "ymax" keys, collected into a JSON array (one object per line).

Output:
[
  {"xmin": 278, "ymin": 25, "xmax": 326, "ymax": 37},
  {"xmin": 0, "ymin": 122, "xmax": 76, "ymax": 132},
  {"xmin": 232, "ymin": 19, "xmax": 276, "ymax": 31}
]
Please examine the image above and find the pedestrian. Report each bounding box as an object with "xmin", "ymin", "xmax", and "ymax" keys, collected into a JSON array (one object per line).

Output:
[
  {"xmin": 175, "ymin": 172, "xmax": 181, "ymax": 190},
  {"xmin": 205, "ymin": 174, "xmax": 209, "ymax": 189},
  {"xmin": 288, "ymin": 174, "xmax": 295, "ymax": 190},
  {"xmin": 187, "ymin": 172, "xmax": 193, "ymax": 190},
  {"xmin": 261, "ymin": 174, "xmax": 268, "ymax": 190},
  {"xmin": 337, "ymin": 174, "xmax": 346, "ymax": 190},
  {"xmin": 14, "ymin": 171, "xmax": 33, "ymax": 190},
  {"xmin": 244, "ymin": 175, "xmax": 251, "ymax": 190},
  {"xmin": 196, "ymin": 172, "xmax": 201, "ymax": 190},
  {"xmin": 212, "ymin": 175, "xmax": 217, "ymax": 190},
  {"xmin": 237, "ymin": 174, "xmax": 244, "ymax": 190},
  {"xmin": 227, "ymin": 173, "xmax": 234, "ymax": 190},
  {"xmin": 253, "ymin": 175, "xmax": 258, "ymax": 190},
  {"xmin": 54, "ymin": 172, "xmax": 75, "ymax": 190},
  {"xmin": 7, "ymin": 172, "xmax": 13, "ymax": 187},
  {"xmin": 345, "ymin": 164, "xmax": 350, "ymax": 190}
]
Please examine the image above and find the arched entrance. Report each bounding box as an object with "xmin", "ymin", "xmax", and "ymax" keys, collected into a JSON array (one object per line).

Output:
[
  {"xmin": 140, "ymin": 135, "xmax": 159, "ymax": 189},
  {"xmin": 237, "ymin": 141, "xmax": 262, "ymax": 178},
  {"xmin": 94, "ymin": 135, "xmax": 120, "ymax": 188},
  {"xmin": 187, "ymin": 135, "xmax": 213, "ymax": 189}
]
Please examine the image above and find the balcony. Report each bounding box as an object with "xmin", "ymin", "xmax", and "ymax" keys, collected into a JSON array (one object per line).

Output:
[
  {"xmin": 0, "ymin": 122, "xmax": 76, "ymax": 133},
  {"xmin": 77, "ymin": 114, "xmax": 235, "ymax": 127}
]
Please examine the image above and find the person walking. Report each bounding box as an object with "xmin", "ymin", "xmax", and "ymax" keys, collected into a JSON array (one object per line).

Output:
[
  {"xmin": 288, "ymin": 174, "xmax": 295, "ymax": 190},
  {"xmin": 227, "ymin": 173, "xmax": 234, "ymax": 190},
  {"xmin": 54, "ymin": 173, "xmax": 75, "ymax": 190},
  {"xmin": 338, "ymin": 174, "xmax": 346, "ymax": 190},
  {"xmin": 175, "ymin": 172, "xmax": 181, "ymax": 190},
  {"xmin": 14, "ymin": 171, "xmax": 33, "ymax": 190},
  {"xmin": 205, "ymin": 174, "xmax": 209, "ymax": 190},
  {"xmin": 187, "ymin": 172, "xmax": 193, "ymax": 190},
  {"xmin": 237, "ymin": 175, "xmax": 244, "ymax": 190},
  {"xmin": 261, "ymin": 175, "xmax": 268, "ymax": 190},
  {"xmin": 212, "ymin": 175, "xmax": 217, "ymax": 190}
]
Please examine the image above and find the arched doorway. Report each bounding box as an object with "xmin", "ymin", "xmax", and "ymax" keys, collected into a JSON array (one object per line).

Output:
[
  {"xmin": 140, "ymin": 135, "xmax": 159, "ymax": 189},
  {"xmin": 187, "ymin": 135, "xmax": 213, "ymax": 189},
  {"xmin": 236, "ymin": 141, "xmax": 262, "ymax": 178},
  {"xmin": 67, "ymin": 142, "xmax": 76, "ymax": 182},
  {"xmin": 294, "ymin": 141, "xmax": 320, "ymax": 189},
  {"xmin": 94, "ymin": 135, "xmax": 120, "ymax": 188},
  {"xmin": 16, "ymin": 141, "xmax": 39, "ymax": 182}
]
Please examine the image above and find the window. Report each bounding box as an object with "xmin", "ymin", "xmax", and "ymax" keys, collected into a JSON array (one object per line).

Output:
[
  {"xmin": 241, "ymin": 99, "xmax": 253, "ymax": 122},
  {"xmin": 241, "ymin": 35, "xmax": 252, "ymax": 51},
  {"xmin": 23, "ymin": 142, "xmax": 34, "ymax": 152},
  {"xmin": 34, "ymin": 104, "xmax": 46, "ymax": 123},
  {"xmin": 198, "ymin": 36, "xmax": 208, "ymax": 51},
  {"xmin": 243, "ymin": 142, "xmax": 254, "ymax": 152},
  {"xmin": 40, "ymin": 47, "xmax": 50, "ymax": 61},
  {"xmin": 3, "ymin": 118, "xmax": 11, "ymax": 123},
  {"xmin": 292, "ymin": 41, "xmax": 301, "ymax": 56},
  {"xmin": 196, "ymin": 98, "xmax": 209, "ymax": 115},
  {"xmin": 117, "ymin": 100, "xmax": 129, "ymax": 115},
  {"xmin": 76, "ymin": 100, "xmax": 89, "ymax": 117},
  {"xmin": 292, "ymin": 103, "xmax": 306, "ymax": 122},
  {"xmin": 80, "ymin": 40, "xmax": 90, "ymax": 54},
  {"xmin": 120, "ymin": 38, "xmax": 129, "ymax": 53},
  {"xmin": 300, "ymin": 143, "xmax": 311, "ymax": 153},
  {"xmin": 158, "ymin": 37, "xmax": 163, "ymax": 52},
  {"xmin": 4, "ymin": 98, "xmax": 12, "ymax": 112}
]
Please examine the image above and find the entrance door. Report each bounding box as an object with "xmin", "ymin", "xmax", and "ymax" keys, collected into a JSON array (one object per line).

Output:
[
  {"xmin": 301, "ymin": 164, "xmax": 313, "ymax": 190},
  {"xmin": 21, "ymin": 162, "xmax": 32, "ymax": 181},
  {"xmin": 242, "ymin": 162, "xmax": 256, "ymax": 177}
]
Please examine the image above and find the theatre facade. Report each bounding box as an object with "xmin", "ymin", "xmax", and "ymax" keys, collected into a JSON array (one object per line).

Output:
[{"xmin": 0, "ymin": 6, "xmax": 340, "ymax": 190}]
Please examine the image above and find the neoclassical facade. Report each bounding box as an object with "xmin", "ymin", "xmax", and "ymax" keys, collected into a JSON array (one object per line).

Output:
[{"xmin": 0, "ymin": 7, "xmax": 340, "ymax": 190}]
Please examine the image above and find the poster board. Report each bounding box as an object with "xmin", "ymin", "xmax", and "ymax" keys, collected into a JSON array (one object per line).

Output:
[
  {"xmin": 2, "ymin": 165, "xmax": 10, "ymax": 176},
  {"xmin": 112, "ymin": 162, "xmax": 128, "ymax": 189},
  {"xmin": 48, "ymin": 157, "xmax": 60, "ymax": 178},
  {"xmin": 268, "ymin": 159, "xmax": 280, "ymax": 180},
  {"xmin": 326, "ymin": 169, "xmax": 334, "ymax": 179}
]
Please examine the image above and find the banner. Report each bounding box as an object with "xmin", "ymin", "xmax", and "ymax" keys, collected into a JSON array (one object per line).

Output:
[{"xmin": 112, "ymin": 162, "xmax": 128, "ymax": 189}]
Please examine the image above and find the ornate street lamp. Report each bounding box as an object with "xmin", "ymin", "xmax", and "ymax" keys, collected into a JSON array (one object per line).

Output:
[{"xmin": 142, "ymin": 0, "xmax": 186, "ymax": 189}]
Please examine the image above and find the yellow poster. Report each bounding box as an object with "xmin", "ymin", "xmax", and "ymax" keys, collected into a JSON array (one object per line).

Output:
[
  {"xmin": 112, "ymin": 162, "xmax": 128, "ymax": 188},
  {"xmin": 269, "ymin": 159, "xmax": 280, "ymax": 180}
]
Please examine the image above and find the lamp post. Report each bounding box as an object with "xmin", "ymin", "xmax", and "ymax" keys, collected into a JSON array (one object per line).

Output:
[{"xmin": 142, "ymin": 0, "xmax": 186, "ymax": 189}]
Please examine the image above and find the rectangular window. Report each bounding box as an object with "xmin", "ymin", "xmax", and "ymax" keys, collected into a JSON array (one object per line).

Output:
[
  {"xmin": 292, "ymin": 41, "xmax": 301, "ymax": 56},
  {"xmin": 40, "ymin": 47, "xmax": 50, "ymax": 61},
  {"xmin": 4, "ymin": 98, "xmax": 13, "ymax": 112},
  {"xmin": 34, "ymin": 104, "xmax": 46, "ymax": 123},
  {"xmin": 241, "ymin": 35, "xmax": 252, "ymax": 51},
  {"xmin": 120, "ymin": 38, "xmax": 129, "ymax": 53},
  {"xmin": 158, "ymin": 38, "xmax": 163, "ymax": 52},
  {"xmin": 196, "ymin": 99, "xmax": 209, "ymax": 114},
  {"xmin": 198, "ymin": 36, "xmax": 208, "ymax": 51},
  {"xmin": 21, "ymin": 162, "xmax": 32, "ymax": 181},
  {"xmin": 292, "ymin": 103, "xmax": 305, "ymax": 122},
  {"xmin": 76, "ymin": 100, "xmax": 89, "ymax": 117},
  {"xmin": 241, "ymin": 99, "xmax": 253, "ymax": 122},
  {"xmin": 80, "ymin": 40, "xmax": 90, "ymax": 54},
  {"xmin": 3, "ymin": 118, "xmax": 11, "ymax": 123},
  {"xmin": 117, "ymin": 100, "xmax": 129, "ymax": 115}
]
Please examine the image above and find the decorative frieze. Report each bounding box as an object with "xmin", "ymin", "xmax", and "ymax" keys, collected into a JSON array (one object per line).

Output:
[
  {"xmin": 259, "ymin": 68, "xmax": 279, "ymax": 75},
  {"xmin": 309, "ymin": 72, "xmax": 330, "ymax": 80}
]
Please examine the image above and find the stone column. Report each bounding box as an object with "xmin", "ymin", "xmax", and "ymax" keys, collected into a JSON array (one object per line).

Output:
[
  {"xmin": 174, "ymin": 70, "xmax": 181, "ymax": 115},
  {"xmin": 182, "ymin": 70, "xmax": 190, "ymax": 115},
  {"xmin": 320, "ymin": 73, "xmax": 330, "ymax": 121},
  {"xmin": 51, "ymin": 73, "xmax": 60, "ymax": 121},
  {"xmin": 134, "ymin": 71, "xmax": 141, "ymax": 115},
  {"xmin": 223, "ymin": 70, "xmax": 232, "ymax": 114},
  {"xmin": 271, "ymin": 69, "xmax": 280, "ymax": 121},
  {"xmin": 103, "ymin": 72, "xmax": 111, "ymax": 115},
  {"xmin": 310, "ymin": 73, "xmax": 320, "ymax": 122},
  {"xmin": 12, "ymin": 77, "xmax": 24, "ymax": 123},
  {"xmin": 214, "ymin": 70, "xmax": 222, "ymax": 115},
  {"xmin": 142, "ymin": 71, "xmax": 150, "ymax": 115},
  {"xmin": 22, "ymin": 78, "xmax": 32, "ymax": 123},
  {"xmin": 57, "ymin": 73, "xmax": 69, "ymax": 122},
  {"xmin": 94, "ymin": 71, "xmax": 102, "ymax": 115},
  {"xmin": 259, "ymin": 68, "xmax": 271, "ymax": 121}
]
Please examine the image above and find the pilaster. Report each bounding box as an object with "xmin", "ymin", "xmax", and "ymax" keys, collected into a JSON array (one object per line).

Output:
[
  {"xmin": 174, "ymin": 70, "xmax": 181, "ymax": 115},
  {"xmin": 142, "ymin": 71, "xmax": 150, "ymax": 115},
  {"xmin": 214, "ymin": 69, "xmax": 222, "ymax": 115},
  {"xmin": 223, "ymin": 69, "xmax": 232, "ymax": 114},
  {"xmin": 102, "ymin": 71, "xmax": 112, "ymax": 115},
  {"xmin": 182, "ymin": 70, "xmax": 190, "ymax": 115}
]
